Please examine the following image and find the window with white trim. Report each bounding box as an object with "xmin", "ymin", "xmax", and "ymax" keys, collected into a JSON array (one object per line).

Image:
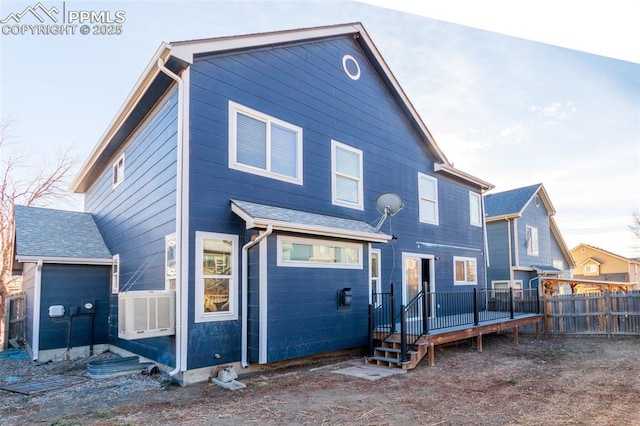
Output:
[
  {"xmin": 228, "ymin": 101, "xmax": 303, "ymax": 184},
  {"xmin": 331, "ymin": 140, "xmax": 363, "ymax": 210},
  {"xmin": 469, "ymin": 192, "xmax": 482, "ymax": 226},
  {"xmin": 277, "ymin": 235, "xmax": 362, "ymax": 269},
  {"xmin": 526, "ymin": 226, "xmax": 539, "ymax": 256},
  {"xmin": 112, "ymin": 154, "xmax": 125, "ymax": 188},
  {"xmin": 583, "ymin": 263, "xmax": 599, "ymax": 275},
  {"xmin": 491, "ymin": 280, "xmax": 523, "ymax": 297},
  {"xmin": 454, "ymin": 256, "xmax": 477, "ymax": 285},
  {"xmin": 111, "ymin": 254, "xmax": 120, "ymax": 294},
  {"xmin": 165, "ymin": 233, "xmax": 176, "ymax": 291},
  {"xmin": 371, "ymin": 248, "xmax": 381, "ymax": 305},
  {"xmin": 195, "ymin": 232, "xmax": 238, "ymax": 322},
  {"xmin": 418, "ymin": 173, "xmax": 438, "ymax": 224}
]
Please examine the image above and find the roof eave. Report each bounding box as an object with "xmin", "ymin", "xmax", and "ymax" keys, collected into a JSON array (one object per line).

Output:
[
  {"xmin": 16, "ymin": 256, "xmax": 113, "ymax": 265},
  {"xmin": 434, "ymin": 163, "xmax": 494, "ymax": 191},
  {"xmin": 485, "ymin": 213, "xmax": 520, "ymax": 222},
  {"xmin": 70, "ymin": 43, "xmax": 176, "ymax": 193}
]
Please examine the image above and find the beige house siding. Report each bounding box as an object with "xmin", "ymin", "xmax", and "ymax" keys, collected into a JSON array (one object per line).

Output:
[{"xmin": 571, "ymin": 244, "xmax": 640, "ymax": 282}]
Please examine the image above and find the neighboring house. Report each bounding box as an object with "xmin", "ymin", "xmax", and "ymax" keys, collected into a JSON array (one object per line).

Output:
[
  {"xmin": 13, "ymin": 23, "xmax": 493, "ymax": 384},
  {"xmin": 484, "ymin": 183, "xmax": 575, "ymax": 295},
  {"xmin": 12, "ymin": 205, "xmax": 113, "ymax": 361},
  {"xmin": 571, "ymin": 243, "xmax": 640, "ymax": 284}
]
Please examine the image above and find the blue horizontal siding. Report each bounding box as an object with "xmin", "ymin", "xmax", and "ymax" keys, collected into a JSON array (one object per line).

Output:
[
  {"xmin": 517, "ymin": 201, "xmax": 551, "ymax": 266},
  {"xmin": 487, "ymin": 221, "xmax": 512, "ymax": 283}
]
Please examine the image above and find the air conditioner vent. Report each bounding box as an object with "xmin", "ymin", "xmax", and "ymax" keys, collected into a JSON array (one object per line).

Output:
[{"xmin": 118, "ymin": 290, "xmax": 175, "ymax": 340}]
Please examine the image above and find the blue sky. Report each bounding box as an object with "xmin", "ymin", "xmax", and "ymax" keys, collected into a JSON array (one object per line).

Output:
[{"xmin": 1, "ymin": 0, "xmax": 638, "ymax": 257}]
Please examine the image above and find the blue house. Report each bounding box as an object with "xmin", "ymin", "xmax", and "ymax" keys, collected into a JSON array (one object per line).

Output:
[
  {"xmin": 484, "ymin": 183, "xmax": 575, "ymax": 296},
  {"xmin": 15, "ymin": 23, "xmax": 495, "ymax": 384}
]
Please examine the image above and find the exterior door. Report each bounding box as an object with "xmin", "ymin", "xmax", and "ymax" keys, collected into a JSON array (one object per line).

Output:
[{"xmin": 403, "ymin": 253, "xmax": 435, "ymax": 319}]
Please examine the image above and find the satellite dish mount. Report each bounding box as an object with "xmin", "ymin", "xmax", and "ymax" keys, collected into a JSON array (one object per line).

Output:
[{"xmin": 374, "ymin": 193, "xmax": 404, "ymax": 232}]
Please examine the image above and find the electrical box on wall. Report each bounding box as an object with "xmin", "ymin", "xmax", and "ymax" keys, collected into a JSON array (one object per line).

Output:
[
  {"xmin": 81, "ymin": 299, "xmax": 96, "ymax": 314},
  {"xmin": 48, "ymin": 305, "xmax": 65, "ymax": 317}
]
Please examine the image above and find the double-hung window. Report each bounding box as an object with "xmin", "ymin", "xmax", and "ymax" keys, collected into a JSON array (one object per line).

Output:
[
  {"xmin": 469, "ymin": 192, "xmax": 482, "ymax": 226},
  {"xmin": 228, "ymin": 101, "xmax": 303, "ymax": 184},
  {"xmin": 526, "ymin": 225, "xmax": 539, "ymax": 256},
  {"xmin": 195, "ymin": 232, "xmax": 238, "ymax": 322},
  {"xmin": 331, "ymin": 140, "xmax": 363, "ymax": 210},
  {"xmin": 112, "ymin": 154, "xmax": 125, "ymax": 188},
  {"xmin": 454, "ymin": 256, "xmax": 477, "ymax": 285},
  {"xmin": 418, "ymin": 173, "xmax": 438, "ymax": 224}
]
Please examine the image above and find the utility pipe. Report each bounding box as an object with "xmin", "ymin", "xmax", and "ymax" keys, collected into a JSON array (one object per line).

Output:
[
  {"xmin": 241, "ymin": 225, "xmax": 273, "ymax": 368},
  {"xmin": 156, "ymin": 58, "xmax": 187, "ymax": 378}
]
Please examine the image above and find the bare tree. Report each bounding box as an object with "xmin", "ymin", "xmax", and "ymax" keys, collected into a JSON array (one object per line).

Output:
[{"xmin": 1, "ymin": 119, "xmax": 75, "ymax": 324}]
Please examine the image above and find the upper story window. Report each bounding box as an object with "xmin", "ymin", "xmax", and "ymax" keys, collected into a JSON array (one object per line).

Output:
[
  {"xmin": 469, "ymin": 191, "xmax": 482, "ymax": 226},
  {"xmin": 454, "ymin": 256, "xmax": 477, "ymax": 285},
  {"xmin": 583, "ymin": 262, "xmax": 599, "ymax": 275},
  {"xmin": 228, "ymin": 101, "xmax": 303, "ymax": 185},
  {"xmin": 331, "ymin": 140, "xmax": 363, "ymax": 210},
  {"xmin": 112, "ymin": 153, "xmax": 125, "ymax": 188},
  {"xmin": 418, "ymin": 173, "xmax": 439, "ymax": 225},
  {"xmin": 526, "ymin": 225, "xmax": 539, "ymax": 256}
]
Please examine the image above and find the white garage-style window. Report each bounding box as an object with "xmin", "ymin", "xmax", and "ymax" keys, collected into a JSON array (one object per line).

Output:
[
  {"xmin": 331, "ymin": 140, "xmax": 363, "ymax": 210},
  {"xmin": 228, "ymin": 101, "xmax": 303, "ymax": 185},
  {"xmin": 418, "ymin": 173, "xmax": 439, "ymax": 225},
  {"xmin": 277, "ymin": 235, "xmax": 362, "ymax": 269},
  {"xmin": 195, "ymin": 232, "xmax": 239, "ymax": 322},
  {"xmin": 454, "ymin": 256, "xmax": 477, "ymax": 285}
]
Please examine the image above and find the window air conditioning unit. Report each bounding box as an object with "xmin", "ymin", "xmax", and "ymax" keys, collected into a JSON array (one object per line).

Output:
[{"xmin": 118, "ymin": 290, "xmax": 175, "ymax": 340}]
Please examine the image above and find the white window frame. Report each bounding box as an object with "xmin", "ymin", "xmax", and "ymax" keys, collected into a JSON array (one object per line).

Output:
[
  {"xmin": 491, "ymin": 280, "xmax": 523, "ymax": 297},
  {"xmin": 469, "ymin": 191, "xmax": 482, "ymax": 227},
  {"xmin": 331, "ymin": 140, "xmax": 364, "ymax": 210},
  {"xmin": 228, "ymin": 101, "xmax": 303, "ymax": 185},
  {"xmin": 370, "ymin": 248, "xmax": 381, "ymax": 305},
  {"xmin": 195, "ymin": 231, "xmax": 239, "ymax": 323},
  {"xmin": 526, "ymin": 225, "xmax": 539, "ymax": 256},
  {"xmin": 165, "ymin": 233, "xmax": 176, "ymax": 291},
  {"xmin": 454, "ymin": 256, "xmax": 477, "ymax": 285},
  {"xmin": 584, "ymin": 263, "xmax": 599, "ymax": 275},
  {"xmin": 111, "ymin": 254, "xmax": 120, "ymax": 294},
  {"xmin": 418, "ymin": 172, "xmax": 439, "ymax": 225},
  {"xmin": 112, "ymin": 153, "xmax": 125, "ymax": 188},
  {"xmin": 277, "ymin": 235, "xmax": 363, "ymax": 269}
]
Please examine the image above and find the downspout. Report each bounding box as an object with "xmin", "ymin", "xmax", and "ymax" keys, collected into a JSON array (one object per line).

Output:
[
  {"xmin": 32, "ymin": 260, "xmax": 43, "ymax": 361},
  {"xmin": 241, "ymin": 225, "xmax": 273, "ymax": 368},
  {"xmin": 481, "ymin": 192, "xmax": 490, "ymax": 291},
  {"xmin": 157, "ymin": 58, "xmax": 187, "ymax": 377},
  {"xmin": 507, "ymin": 218, "xmax": 514, "ymax": 283}
]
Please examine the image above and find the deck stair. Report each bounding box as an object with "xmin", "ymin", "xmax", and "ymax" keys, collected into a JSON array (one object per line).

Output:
[{"xmin": 365, "ymin": 334, "xmax": 428, "ymax": 370}]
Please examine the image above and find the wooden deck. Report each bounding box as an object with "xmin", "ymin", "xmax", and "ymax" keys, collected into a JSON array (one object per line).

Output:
[{"xmin": 368, "ymin": 312, "xmax": 541, "ymax": 369}]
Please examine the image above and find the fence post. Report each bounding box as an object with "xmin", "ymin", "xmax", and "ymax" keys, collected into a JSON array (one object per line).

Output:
[
  {"xmin": 400, "ymin": 306, "xmax": 407, "ymax": 363},
  {"xmin": 368, "ymin": 304, "xmax": 374, "ymax": 357},
  {"xmin": 509, "ymin": 287, "xmax": 515, "ymax": 319},
  {"xmin": 605, "ymin": 290, "xmax": 611, "ymax": 338},
  {"xmin": 390, "ymin": 283, "xmax": 396, "ymax": 333},
  {"xmin": 473, "ymin": 288, "xmax": 479, "ymax": 325},
  {"xmin": 535, "ymin": 287, "xmax": 540, "ymax": 314}
]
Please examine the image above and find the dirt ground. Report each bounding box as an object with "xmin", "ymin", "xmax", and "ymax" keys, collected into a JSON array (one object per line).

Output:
[{"xmin": 1, "ymin": 333, "xmax": 640, "ymax": 425}]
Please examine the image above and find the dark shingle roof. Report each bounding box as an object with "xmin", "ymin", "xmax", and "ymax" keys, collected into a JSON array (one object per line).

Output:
[
  {"xmin": 14, "ymin": 205, "xmax": 111, "ymax": 260},
  {"xmin": 484, "ymin": 183, "xmax": 541, "ymax": 218}
]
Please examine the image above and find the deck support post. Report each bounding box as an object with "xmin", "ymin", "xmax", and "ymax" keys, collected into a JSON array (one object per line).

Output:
[
  {"xmin": 513, "ymin": 326, "xmax": 519, "ymax": 343},
  {"xmin": 428, "ymin": 342, "xmax": 435, "ymax": 366},
  {"xmin": 477, "ymin": 333, "xmax": 483, "ymax": 352}
]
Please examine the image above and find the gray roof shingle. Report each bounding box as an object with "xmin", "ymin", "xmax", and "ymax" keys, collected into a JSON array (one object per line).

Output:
[
  {"xmin": 14, "ymin": 205, "xmax": 112, "ymax": 260},
  {"xmin": 484, "ymin": 184, "xmax": 541, "ymax": 218}
]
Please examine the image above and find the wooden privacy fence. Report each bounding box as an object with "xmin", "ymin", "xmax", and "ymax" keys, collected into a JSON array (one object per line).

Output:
[{"xmin": 540, "ymin": 291, "xmax": 640, "ymax": 336}]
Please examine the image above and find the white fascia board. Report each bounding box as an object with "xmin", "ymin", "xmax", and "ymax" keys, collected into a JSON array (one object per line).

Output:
[
  {"xmin": 434, "ymin": 163, "xmax": 494, "ymax": 191},
  {"xmin": 16, "ymin": 256, "xmax": 113, "ymax": 265},
  {"xmin": 71, "ymin": 43, "xmax": 173, "ymax": 193},
  {"xmin": 169, "ymin": 23, "xmax": 364, "ymax": 63},
  {"xmin": 485, "ymin": 214, "xmax": 520, "ymax": 223}
]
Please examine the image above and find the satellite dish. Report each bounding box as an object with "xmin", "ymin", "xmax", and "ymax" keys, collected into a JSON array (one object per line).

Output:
[{"xmin": 374, "ymin": 193, "xmax": 404, "ymax": 231}]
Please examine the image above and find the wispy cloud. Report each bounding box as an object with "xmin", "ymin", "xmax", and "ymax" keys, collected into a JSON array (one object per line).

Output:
[
  {"xmin": 529, "ymin": 101, "xmax": 577, "ymax": 121},
  {"xmin": 499, "ymin": 122, "xmax": 529, "ymax": 144}
]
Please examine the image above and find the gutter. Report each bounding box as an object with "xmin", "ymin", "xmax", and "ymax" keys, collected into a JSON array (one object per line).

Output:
[
  {"xmin": 241, "ymin": 225, "xmax": 273, "ymax": 368},
  {"xmin": 156, "ymin": 58, "xmax": 188, "ymax": 378}
]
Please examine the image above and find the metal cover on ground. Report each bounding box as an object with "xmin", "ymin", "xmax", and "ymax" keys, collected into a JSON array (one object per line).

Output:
[
  {"xmin": 332, "ymin": 364, "xmax": 406, "ymax": 381},
  {"xmin": 0, "ymin": 375, "xmax": 88, "ymax": 395}
]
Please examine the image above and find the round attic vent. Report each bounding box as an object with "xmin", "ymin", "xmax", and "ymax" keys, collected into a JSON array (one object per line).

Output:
[{"xmin": 342, "ymin": 54, "xmax": 360, "ymax": 80}]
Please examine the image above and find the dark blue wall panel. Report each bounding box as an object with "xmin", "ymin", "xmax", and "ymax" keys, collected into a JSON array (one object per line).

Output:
[
  {"xmin": 487, "ymin": 220, "xmax": 512, "ymax": 284},
  {"xmin": 38, "ymin": 264, "xmax": 110, "ymax": 351},
  {"xmin": 517, "ymin": 201, "xmax": 551, "ymax": 267}
]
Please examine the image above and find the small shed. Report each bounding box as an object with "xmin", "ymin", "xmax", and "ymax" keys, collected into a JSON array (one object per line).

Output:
[{"xmin": 12, "ymin": 205, "xmax": 113, "ymax": 362}]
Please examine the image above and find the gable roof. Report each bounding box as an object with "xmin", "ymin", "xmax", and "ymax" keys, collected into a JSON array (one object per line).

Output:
[
  {"xmin": 13, "ymin": 205, "xmax": 112, "ymax": 264},
  {"xmin": 230, "ymin": 199, "xmax": 391, "ymax": 243},
  {"xmin": 549, "ymin": 216, "xmax": 577, "ymax": 268},
  {"xmin": 70, "ymin": 22, "xmax": 492, "ymax": 193},
  {"xmin": 571, "ymin": 243, "xmax": 640, "ymax": 264},
  {"xmin": 484, "ymin": 183, "xmax": 555, "ymax": 220}
]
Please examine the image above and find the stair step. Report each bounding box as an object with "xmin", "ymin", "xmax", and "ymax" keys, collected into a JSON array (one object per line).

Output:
[
  {"xmin": 366, "ymin": 355, "xmax": 412, "ymax": 365},
  {"xmin": 384, "ymin": 337, "xmax": 427, "ymax": 346},
  {"xmin": 374, "ymin": 347, "xmax": 418, "ymax": 355}
]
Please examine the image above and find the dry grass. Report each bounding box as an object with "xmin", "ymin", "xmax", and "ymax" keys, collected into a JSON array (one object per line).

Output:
[{"xmin": 2, "ymin": 334, "xmax": 640, "ymax": 425}]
